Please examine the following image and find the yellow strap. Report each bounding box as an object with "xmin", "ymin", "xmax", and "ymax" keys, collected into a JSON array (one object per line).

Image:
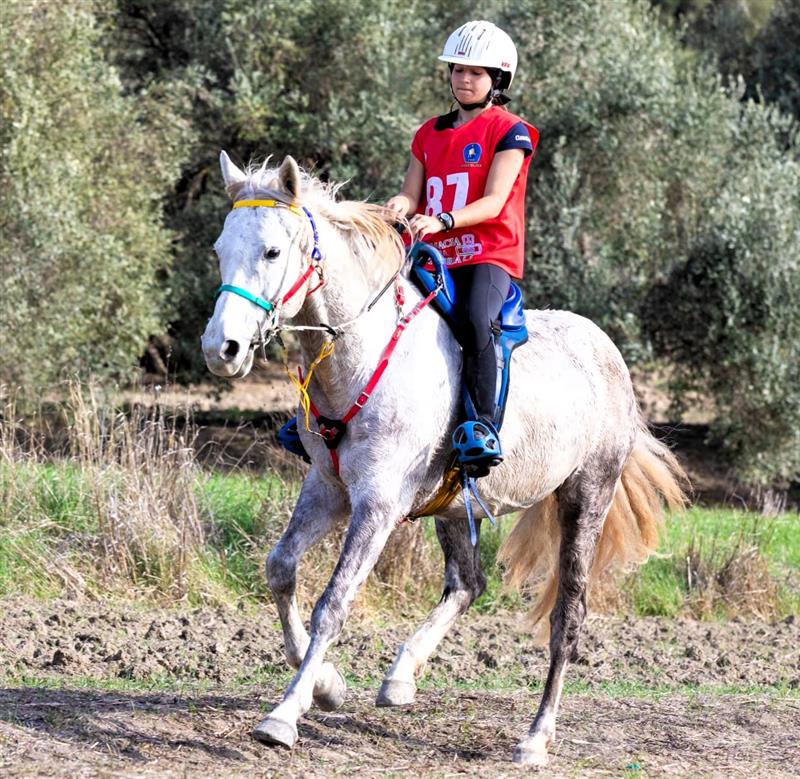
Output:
[
  {"xmin": 233, "ymin": 199, "xmax": 302, "ymax": 215},
  {"xmin": 409, "ymin": 460, "xmax": 462, "ymax": 518},
  {"xmin": 285, "ymin": 340, "xmax": 335, "ymax": 432}
]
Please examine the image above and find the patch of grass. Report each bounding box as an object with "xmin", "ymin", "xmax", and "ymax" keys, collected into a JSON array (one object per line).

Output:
[
  {"xmin": 1, "ymin": 673, "xmax": 219, "ymax": 696},
  {"xmin": 629, "ymin": 507, "xmax": 800, "ymax": 620},
  {"xmin": 4, "ymin": 669, "xmax": 798, "ymax": 708},
  {"xmin": 476, "ymin": 516, "xmax": 524, "ymax": 613},
  {"xmin": 420, "ymin": 671, "xmax": 800, "ymax": 700},
  {"xmin": 626, "ymin": 556, "xmax": 687, "ymax": 618},
  {"xmin": 232, "ymin": 664, "xmax": 295, "ymax": 688},
  {"xmin": 0, "ymin": 525, "xmax": 63, "ymax": 598},
  {"xmin": 1, "ymin": 387, "xmax": 798, "ymax": 621},
  {"xmin": 191, "ymin": 471, "xmax": 298, "ymax": 603}
]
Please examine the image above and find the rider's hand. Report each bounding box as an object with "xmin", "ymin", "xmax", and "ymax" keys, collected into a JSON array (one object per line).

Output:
[
  {"xmin": 386, "ymin": 195, "xmax": 410, "ymax": 218},
  {"xmin": 408, "ymin": 213, "xmax": 443, "ymax": 238}
]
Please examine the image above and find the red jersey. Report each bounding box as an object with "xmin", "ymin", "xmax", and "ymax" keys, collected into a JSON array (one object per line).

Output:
[{"xmin": 411, "ymin": 106, "xmax": 538, "ymax": 279}]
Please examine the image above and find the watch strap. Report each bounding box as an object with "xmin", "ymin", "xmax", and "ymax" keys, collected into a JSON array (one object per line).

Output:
[{"xmin": 437, "ymin": 211, "xmax": 455, "ymax": 230}]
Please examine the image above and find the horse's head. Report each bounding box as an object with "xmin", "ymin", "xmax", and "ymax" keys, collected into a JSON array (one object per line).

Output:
[{"xmin": 202, "ymin": 151, "xmax": 318, "ymax": 378}]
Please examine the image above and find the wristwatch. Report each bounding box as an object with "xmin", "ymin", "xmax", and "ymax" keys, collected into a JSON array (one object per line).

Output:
[{"xmin": 437, "ymin": 211, "xmax": 455, "ymax": 231}]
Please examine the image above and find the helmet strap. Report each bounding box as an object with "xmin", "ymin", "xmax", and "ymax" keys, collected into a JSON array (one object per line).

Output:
[{"xmin": 452, "ymin": 89, "xmax": 493, "ymax": 111}]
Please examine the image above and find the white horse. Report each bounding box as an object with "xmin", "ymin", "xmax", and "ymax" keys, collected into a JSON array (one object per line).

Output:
[{"xmin": 201, "ymin": 152, "xmax": 686, "ymax": 767}]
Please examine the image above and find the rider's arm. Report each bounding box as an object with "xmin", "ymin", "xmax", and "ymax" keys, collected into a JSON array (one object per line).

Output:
[
  {"xmin": 386, "ymin": 154, "xmax": 425, "ymax": 217},
  {"xmin": 450, "ymin": 148, "xmax": 525, "ymax": 227},
  {"xmin": 407, "ymin": 148, "xmax": 525, "ymax": 236}
]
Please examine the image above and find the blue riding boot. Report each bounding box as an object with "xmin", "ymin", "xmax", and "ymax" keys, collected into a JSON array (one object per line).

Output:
[
  {"xmin": 277, "ymin": 417, "xmax": 311, "ymax": 463},
  {"xmin": 452, "ymin": 416, "xmax": 503, "ymax": 478}
]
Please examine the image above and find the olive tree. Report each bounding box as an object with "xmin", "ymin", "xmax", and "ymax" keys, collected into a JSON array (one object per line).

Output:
[{"xmin": 0, "ymin": 0, "xmax": 191, "ymax": 390}]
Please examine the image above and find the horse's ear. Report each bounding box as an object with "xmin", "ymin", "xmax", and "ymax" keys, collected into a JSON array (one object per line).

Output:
[
  {"xmin": 278, "ymin": 156, "xmax": 302, "ymax": 200},
  {"xmin": 219, "ymin": 150, "xmax": 246, "ymax": 197}
]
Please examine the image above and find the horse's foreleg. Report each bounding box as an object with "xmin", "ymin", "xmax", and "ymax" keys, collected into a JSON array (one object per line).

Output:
[
  {"xmin": 513, "ymin": 474, "xmax": 616, "ymax": 767},
  {"xmin": 377, "ymin": 516, "xmax": 485, "ymax": 706},
  {"xmin": 266, "ymin": 469, "xmax": 349, "ymax": 712},
  {"xmin": 254, "ymin": 494, "xmax": 399, "ymax": 748}
]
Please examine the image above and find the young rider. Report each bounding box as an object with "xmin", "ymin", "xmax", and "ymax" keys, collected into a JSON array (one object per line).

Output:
[{"xmin": 386, "ymin": 20, "xmax": 538, "ymax": 476}]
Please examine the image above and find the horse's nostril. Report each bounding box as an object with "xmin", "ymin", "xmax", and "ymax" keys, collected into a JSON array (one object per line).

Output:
[{"xmin": 221, "ymin": 340, "xmax": 240, "ymax": 360}]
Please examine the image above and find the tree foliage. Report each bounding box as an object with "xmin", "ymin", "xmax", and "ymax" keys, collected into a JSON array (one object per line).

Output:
[
  {"xmin": 106, "ymin": 0, "xmax": 447, "ymax": 374},
  {"xmin": 0, "ymin": 0, "xmax": 191, "ymax": 389},
  {"xmin": 2, "ymin": 0, "xmax": 800, "ymax": 485}
]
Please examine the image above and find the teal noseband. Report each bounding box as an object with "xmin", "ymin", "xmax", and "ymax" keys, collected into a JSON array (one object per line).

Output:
[
  {"xmin": 215, "ymin": 203, "xmax": 322, "ymax": 313},
  {"xmin": 215, "ymin": 283, "xmax": 274, "ymax": 312}
]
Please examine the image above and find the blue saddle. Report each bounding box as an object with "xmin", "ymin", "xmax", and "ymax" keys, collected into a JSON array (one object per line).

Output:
[{"xmin": 408, "ymin": 241, "xmax": 528, "ymax": 430}]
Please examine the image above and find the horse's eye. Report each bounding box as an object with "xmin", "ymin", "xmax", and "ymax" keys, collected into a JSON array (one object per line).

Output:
[{"xmin": 264, "ymin": 246, "xmax": 281, "ymax": 261}]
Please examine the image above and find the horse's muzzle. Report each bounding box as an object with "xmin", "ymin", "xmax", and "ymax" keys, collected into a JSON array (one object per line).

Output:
[{"xmin": 201, "ymin": 333, "xmax": 255, "ymax": 378}]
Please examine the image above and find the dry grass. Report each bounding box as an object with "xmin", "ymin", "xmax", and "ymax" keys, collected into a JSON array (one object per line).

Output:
[
  {"xmin": 1, "ymin": 382, "xmax": 203, "ymax": 599},
  {"xmin": 65, "ymin": 384, "xmax": 204, "ymax": 595},
  {"xmin": 0, "ymin": 382, "xmax": 441, "ymax": 612},
  {"xmin": 684, "ymin": 528, "xmax": 780, "ymax": 620}
]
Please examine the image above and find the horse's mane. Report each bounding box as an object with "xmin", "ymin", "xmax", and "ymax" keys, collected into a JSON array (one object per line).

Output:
[{"xmin": 227, "ymin": 161, "xmax": 406, "ymax": 286}]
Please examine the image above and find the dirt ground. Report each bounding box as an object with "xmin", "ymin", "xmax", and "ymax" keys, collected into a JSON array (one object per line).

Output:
[
  {"xmin": 4, "ymin": 373, "xmax": 796, "ymax": 775},
  {"xmin": 1, "ymin": 598, "xmax": 798, "ymax": 777}
]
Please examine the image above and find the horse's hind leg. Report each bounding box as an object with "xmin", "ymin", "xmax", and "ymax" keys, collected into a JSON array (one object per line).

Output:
[
  {"xmin": 513, "ymin": 464, "xmax": 619, "ymax": 767},
  {"xmin": 266, "ymin": 468, "xmax": 349, "ymax": 712},
  {"xmin": 377, "ymin": 516, "xmax": 485, "ymax": 706}
]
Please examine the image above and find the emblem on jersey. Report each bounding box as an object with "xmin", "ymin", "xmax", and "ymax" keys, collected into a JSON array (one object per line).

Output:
[{"xmin": 463, "ymin": 143, "xmax": 482, "ymax": 163}]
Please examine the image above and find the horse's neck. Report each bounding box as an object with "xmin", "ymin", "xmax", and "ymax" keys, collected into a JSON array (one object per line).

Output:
[{"xmin": 293, "ymin": 226, "xmax": 399, "ymax": 415}]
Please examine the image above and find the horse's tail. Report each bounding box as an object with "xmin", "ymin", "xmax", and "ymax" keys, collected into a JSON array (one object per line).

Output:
[{"xmin": 497, "ymin": 421, "xmax": 688, "ymax": 643}]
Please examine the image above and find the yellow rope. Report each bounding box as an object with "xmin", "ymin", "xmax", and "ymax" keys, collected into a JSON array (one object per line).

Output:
[{"xmin": 285, "ymin": 340, "xmax": 335, "ymax": 432}]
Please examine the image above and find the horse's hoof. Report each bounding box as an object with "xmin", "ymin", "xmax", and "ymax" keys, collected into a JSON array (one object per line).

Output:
[
  {"xmin": 313, "ymin": 663, "xmax": 347, "ymax": 712},
  {"xmin": 376, "ymin": 679, "xmax": 416, "ymax": 707},
  {"xmin": 512, "ymin": 738, "xmax": 550, "ymax": 767},
  {"xmin": 252, "ymin": 716, "xmax": 298, "ymax": 748}
]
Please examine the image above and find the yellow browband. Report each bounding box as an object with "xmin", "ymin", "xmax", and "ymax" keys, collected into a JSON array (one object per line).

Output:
[{"xmin": 232, "ymin": 199, "xmax": 302, "ymax": 215}]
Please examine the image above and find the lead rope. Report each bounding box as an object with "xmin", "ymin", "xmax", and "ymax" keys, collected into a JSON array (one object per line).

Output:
[{"xmin": 285, "ymin": 339, "xmax": 336, "ymax": 434}]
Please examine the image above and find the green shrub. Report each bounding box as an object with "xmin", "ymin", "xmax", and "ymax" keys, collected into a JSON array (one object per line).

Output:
[
  {"xmin": 107, "ymin": 0, "xmax": 445, "ymax": 376},
  {"xmin": 643, "ymin": 100, "xmax": 800, "ymax": 483},
  {"xmin": 0, "ymin": 0, "xmax": 192, "ymax": 391}
]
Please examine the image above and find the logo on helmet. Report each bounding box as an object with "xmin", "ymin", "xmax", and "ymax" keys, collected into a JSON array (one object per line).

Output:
[{"xmin": 463, "ymin": 143, "xmax": 482, "ymax": 163}]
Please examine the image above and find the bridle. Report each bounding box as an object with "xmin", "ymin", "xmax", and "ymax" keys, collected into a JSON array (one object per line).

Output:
[
  {"xmin": 216, "ymin": 199, "xmax": 411, "ymax": 352},
  {"xmin": 215, "ymin": 199, "xmax": 326, "ymax": 355}
]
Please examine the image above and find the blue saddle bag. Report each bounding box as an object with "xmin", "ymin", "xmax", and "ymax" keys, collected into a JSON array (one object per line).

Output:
[{"xmin": 409, "ymin": 241, "xmax": 528, "ymax": 429}]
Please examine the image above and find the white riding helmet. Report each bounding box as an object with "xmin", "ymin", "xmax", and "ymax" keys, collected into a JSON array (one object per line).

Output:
[{"xmin": 438, "ymin": 20, "xmax": 518, "ymax": 90}]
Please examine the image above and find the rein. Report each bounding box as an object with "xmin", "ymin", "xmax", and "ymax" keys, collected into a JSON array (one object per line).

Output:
[{"xmin": 301, "ymin": 280, "xmax": 440, "ymax": 477}]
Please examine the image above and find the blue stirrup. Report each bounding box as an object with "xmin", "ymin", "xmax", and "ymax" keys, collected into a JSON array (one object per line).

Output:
[
  {"xmin": 452, "ymin": 417, "xmax": 503, "ymax": 474},
  {"xmin": 276, "ymin": 418, "xmax": 310, "ymax": 463}
]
